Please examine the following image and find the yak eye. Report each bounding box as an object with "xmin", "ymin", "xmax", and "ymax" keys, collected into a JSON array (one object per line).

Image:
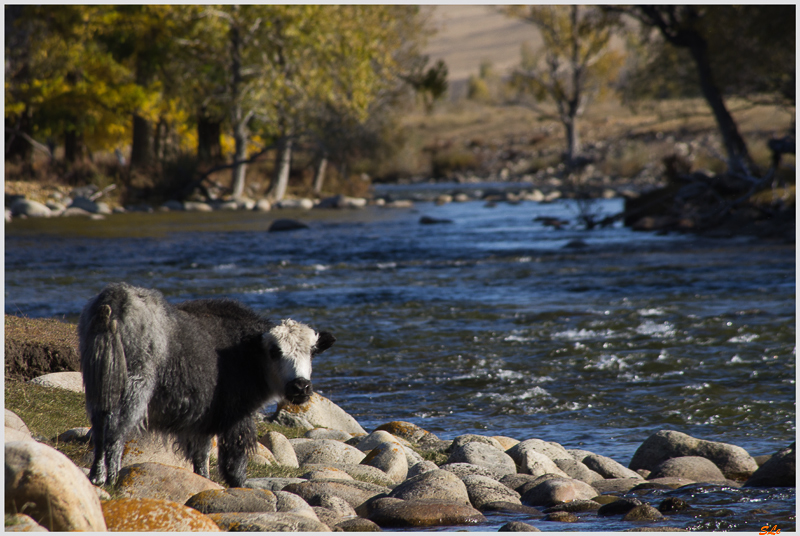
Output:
[{"xmin": 269, "ymin": 345, "xmax": 282, "ymax": 360}]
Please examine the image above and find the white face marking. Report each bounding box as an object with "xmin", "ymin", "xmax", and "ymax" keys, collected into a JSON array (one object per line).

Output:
[{"xmin": 267, "ymin": 319, "xmax": 317, "ymax": 384}]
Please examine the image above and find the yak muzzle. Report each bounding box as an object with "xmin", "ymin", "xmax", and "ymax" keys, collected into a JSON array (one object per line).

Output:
[{"xmin": 285, "ymin": 378, "xmax": 313, "ymax": 405}]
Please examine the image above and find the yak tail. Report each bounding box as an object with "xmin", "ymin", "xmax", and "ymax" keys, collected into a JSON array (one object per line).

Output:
[{"xmin": 80, "ymin": 303, "xmax": 128, "ymax": 413}]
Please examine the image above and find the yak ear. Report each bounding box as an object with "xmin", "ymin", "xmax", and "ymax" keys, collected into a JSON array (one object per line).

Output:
[{"xmin": 313, "ymin": 332, "xmax": 336, "ymax": 355}]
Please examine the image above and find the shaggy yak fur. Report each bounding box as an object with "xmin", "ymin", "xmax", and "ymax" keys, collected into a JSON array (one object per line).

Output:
[{"xmin": 78, "ymin": 282, "xmax": 335, "ymax": 487}]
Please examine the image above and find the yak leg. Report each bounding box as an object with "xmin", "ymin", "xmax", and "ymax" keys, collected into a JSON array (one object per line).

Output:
[
  {"xmin": 176, "ymin": 434, "xmax": 213, "ymax": 479},
  {"xmin": 218, "ymin": 418, "xmax": 257, "ymax": 488},
  {"xmin": 88, "ymin": 411, "xmax": 110, "ymax": 485},
  {"xmin": 103, "ymin": 380, "xmax": 153, "ymax": 485}
]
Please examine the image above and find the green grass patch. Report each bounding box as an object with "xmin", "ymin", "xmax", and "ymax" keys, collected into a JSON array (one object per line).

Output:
[{"xmin": 5, "ymin": 380, "xmax": 89, "ymax": 440}]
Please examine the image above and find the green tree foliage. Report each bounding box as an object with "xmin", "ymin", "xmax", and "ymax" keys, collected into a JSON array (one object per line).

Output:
[
  {"xmin": 506, "ymin": 5, "xmax": 625, "ymax": 167},
  {"xmin": 5, "ymin": 6, "xmax": 149, "ymax": 163},
  {"xmin": 5, "ymin": 5, "xmax": 427, "ymax": 201},
  {"xmin": 623, "ymin": 6, "xmax": 795, "ymax": 105}
]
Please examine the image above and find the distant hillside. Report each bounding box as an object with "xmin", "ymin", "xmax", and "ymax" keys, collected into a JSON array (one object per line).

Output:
[{"xmin": 422, "ymin": 5, "xmax": 540, "ymax": 99}]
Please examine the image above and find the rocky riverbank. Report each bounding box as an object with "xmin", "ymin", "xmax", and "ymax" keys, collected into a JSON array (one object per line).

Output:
[{"xmin": 5, "ymin": 364, "xmax": 796, "ymax": 532}]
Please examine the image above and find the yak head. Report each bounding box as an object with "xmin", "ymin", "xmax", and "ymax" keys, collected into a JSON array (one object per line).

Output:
[{"xmin": 263, "ymin": 319, "xmax": 335, "ymax": 405}]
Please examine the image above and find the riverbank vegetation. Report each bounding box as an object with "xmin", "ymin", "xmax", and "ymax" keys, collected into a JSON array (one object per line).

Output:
[{"xmin": 5, "ymin": 5, "xmax": 795, "ymax": 220}]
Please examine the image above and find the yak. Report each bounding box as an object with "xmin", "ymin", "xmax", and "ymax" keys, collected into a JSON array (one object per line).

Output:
[{"xmin": 78, "ymin": 282, "xmax": 335, "ymax": 487}]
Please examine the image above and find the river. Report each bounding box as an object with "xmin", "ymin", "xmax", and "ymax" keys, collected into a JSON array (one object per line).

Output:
[{"xmin": 4, "ymin": 195, "xmax": 795, "ymax": 531}]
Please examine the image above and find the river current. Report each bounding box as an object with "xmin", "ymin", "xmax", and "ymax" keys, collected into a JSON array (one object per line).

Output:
[{"xmin": 5, "ymin": 195, "xmax": 796, "ymax": 531}]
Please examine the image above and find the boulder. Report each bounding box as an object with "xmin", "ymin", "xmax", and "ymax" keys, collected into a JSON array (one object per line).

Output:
[
  {"xmin": 440, "ymin": 462, "xmax": 505, "ymax": 481},
  {"xmin": 102, "ymin": 498, "xmax": 220, "ymax": 531},
  {"xmin": 419, "ymin": 215, "xmax": 453, "ymax": 225},
  {"xmin": 543, "ymin": 499, "xmax": 601, "ymax": 513},
  {"xmin": 302, "ymin": 466, "xmax": 354, "ymax": 481},
  {"xmin": 268, "ymin": 218, "xmax": 309, "ymax": 232},
  {"xmin": 553, "ymin": 457, "xmax": 603, "ymax": 483},
  {"xmin": 56, "ymin": 427, "xmax": 91, "ymax": 444},
  {"xmin": 582, "ymin": 453, "xmax": 644, "ymax": 480},
  {"xmin": 389, "ymin": 469, "xmax": 471, "ymax": 505},
  {"xmin": 374, "ymin": 421, "xmax": 429, "ymax": 443},
  {"xmin": 629, "ymin": 430, "xmax": 757, "ymax": 480},
  {"xmin": 520, "ymin": 477, "xmax": 598, "ymax": 507},
  {"xmin": 113, "ymin": 429, "xmax": 195, "ymax": 472},
  {"xmin": 499, "ymin": 520, "xmax": 541, "ymax": 531},
  {"xmin": 4, "ymin": 513, "xmax": 48, "ymax": 532},
  {"xmin": 500, "ymin": 473, "xmax": 546, "ymax": 493},
  {"xmin": 517, "ymin": 449, "xmax": 570, "ymax": 478},
  {"xmin": 183, "ymin": 201, "xmax": 214, "ymax": 212},
  {"xmin": 275, "ymin": 198, "xmax": 315, "ymax": 210},
  {"xmin": 244, "ymin": 477, "xmax": 306, "ymax": 492},
  {"xmin": 449, "ymin": 433, "xmax": 504, "ymax": 451},
  {"xmin": 185, "ymin": 487, "xmax": 277, "ymax": 514},
  {"xmin": 61, "ymin": 206, "xmax": 94, "ymax": 217},
  {"xmin": 408, "ymin": 460, "xmax": 439, "ymax": 478},
  {"xmin": 446, "ymin": 441, "xmax": 517, "ymax": 477},
  {"xmin": 69, "ymin": 196, "xmax": 110, "ymax": 214},
  {"xmin": 744, "ymin": 443, "xmax": 795, "ymax": 488},
  {"xmin": 116, "ymin": 462, "xmax": 223, "ymax": 504},
  {"xmin": 481, "ymin": 501, "xmax": 544, "ymax": 516},
  {"xmin": 507, "ymin": 438, "xmax": 573, "ymax": 465},
  {"xmin": 28, "ymin": 371, "xmax": 84, "ymax": 393},
  {"xmin": 335, "ymin": 517, "xmax": 382, "ymax": 531},
  {"xmin": 5, "ymin": 427, "xmax": 34, "ymax": 442},
  {"xmin": 259, "ymin": 430, "xmax": 299, "ymax": 467},
  {"xmin": 291, "ymin": 438, "xmax": 366, "ymax": 465},
  {"xmin": 362, "ymin": 441, "xmax": 408, "ymax": 483},
  {"xmin": 543, "ymin": 511, "xmax": 578, "ymax": 522},
  {"xmin": 590, "ymin": 477, "xmax": 643, "ymax": 494},
  {"xmin": 598, "ymin": 498, "xmax": 644, "ymax": 517},
  {"xmin": 357, "ymin": 430, "xmax": 404, "ymax": 451},
  {"xmin": 5, "ymin": 409, "xmax": 31, "ymax": 436},
  {"xmin": 316, "ymin": 194, "xmax": 367, "ymax": 209},
  {"xmin": 461, "ymin": 474, "xmax": 521, "ymax": 510},
  {"xmin": 255, "ymin": 199, "xmax": 272, "ymax": 212},
  {"xmin": 272, "ymin": 393, "xmax": 366, "ymax": 434},
  {"xmin": 307, "ymin": 428, "xmax": 353, "ymax": 441},
  {"xmin": 206, "ymin": 512, "xmax": 330, "ymax": 531},
  {"xmin": 492, "ymin": 436, "xmax": 520, "ymax": 450},
  {"xmin": 274, "ymin": 489, "xmax": 319, "ymax": 519},
  {"xmin": 623, "ymin": 504, "xmax": 665, "ymax": 522},
  {"xmin": 367, "ymin": 498, "xmax": 486, "ymax": 528},
  {"xmin": 650, "ymin": 456, "xmax": 726, "ymax": 482},
  {"xmin": 302, "ymin": 462, "xmax": 395, "ymax": 486},
  {"xmin": 160, "ymin": 200, "xmax": 185, "ymax": 211},
  {"xmin": 305, "ymin": 493, "xmax": 357, "ymax": 518},
  {"xmin": 11, "ymin": 199, "xmax": 51, "ymax": 218},
  {"xmin": 283, "ymin": 479, "xmax": 391, "ymax": 510},
  {"xmin": 5, "ymin": 441, "xmax": 107, "ymax": 531}
]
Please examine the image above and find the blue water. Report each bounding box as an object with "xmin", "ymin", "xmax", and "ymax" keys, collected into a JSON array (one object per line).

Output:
[{"xmin": 5, "ymin": 196, "xmax": 796, "ymax": 531}]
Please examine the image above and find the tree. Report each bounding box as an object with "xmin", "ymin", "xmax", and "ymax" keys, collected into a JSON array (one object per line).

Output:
[
  {"xmin": 618, "ymin": 6, "xmax": 791, "ymax": 177},
  {"xmin": 507, "ymin": 5, "xmax": 624, "ymax": 168},
  {"xmin": 5, "ymin": 6, "xmax": 148, "ymax": 165}
]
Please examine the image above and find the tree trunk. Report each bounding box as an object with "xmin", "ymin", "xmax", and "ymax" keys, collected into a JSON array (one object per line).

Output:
[
  {"xmin": 5, "ymin": 111, "xmax": 33, "ymax": 164},
  {"xmin": 271, "ymin": 137, "xmax": 293, "ymax": 202},
  {"xmin": 564, "ymin": 118, "xmax": 580, "ymax": 168},
  {"xmin": 130, "ymin": 113, "xmax": 152, "ymax": 169},
  {"xmin": 64, "ymin": 128, "xmax": 84, "ymax": 163},
  {"xmin": 313, "ymin": 154, "xmax": 328, "ymax": 195},
  {"xmin": 231, "ymin": 120, "xmax": 248, "ymax": 200},
  {"xmin": 634, "ymin": 6, "xmax": 757, "ymax": 176},
  {"xmin": 687, "ymin": 42, "xmax": 756, "ymax": 176},
  {"xmin": 228, "ymin": 12, "xmax": 249, "ymax": 201},
  {"xmin": 197, "ymin": 111, "xmax": 222, "ymax": 163}
]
